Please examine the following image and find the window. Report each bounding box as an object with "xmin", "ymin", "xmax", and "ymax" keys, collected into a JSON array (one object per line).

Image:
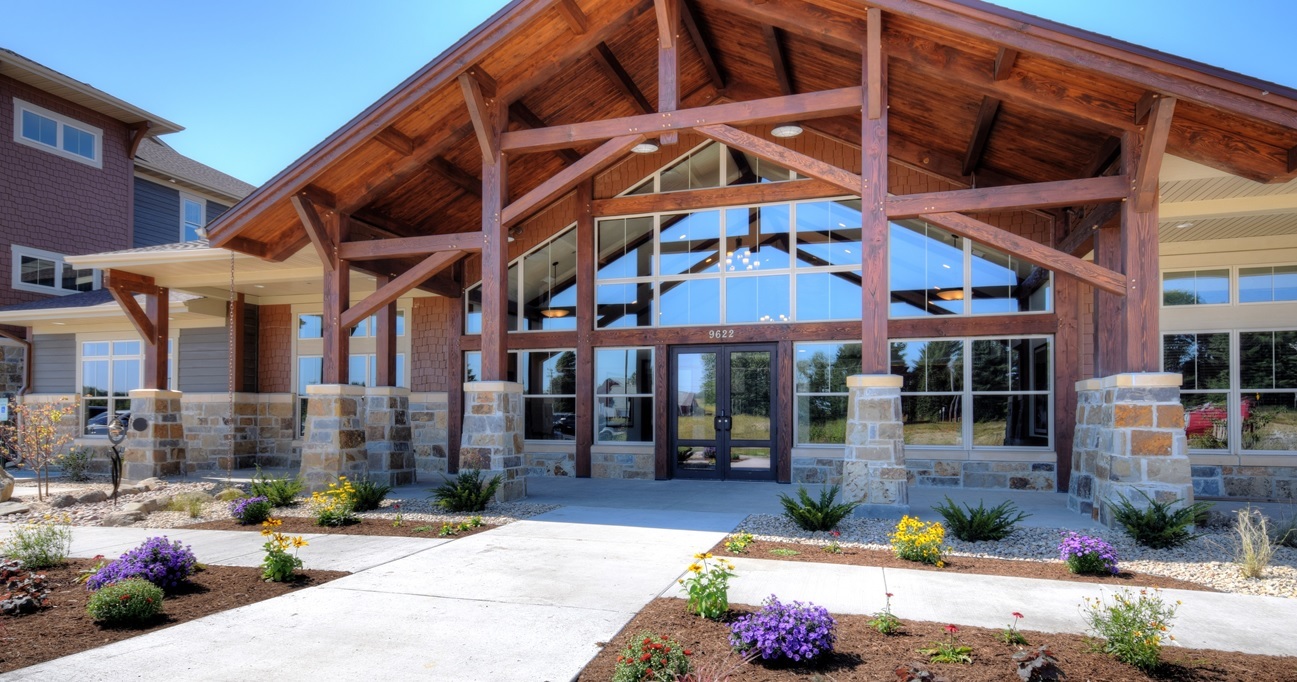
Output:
[
  {"xmin": 11, "ymin": 246, "xmax": 99, "ymax": 295},
  {"xmin": 624, "ymin": 141, "xmax": 802, "ymax": 196},
  {"xmin": 1238, "ymin": 331, "xmax": 1297, "ymax": 451},
  {"xmin": 1163, "ymin": 332, "xmax": 1231, "ymax": 450},
  {"xmin": 13, "ymin": 99, "xmax": 102, "ymax": 167},
  {"xmin": 293, "ymin": 308, "xmax": 410, "ymax": 435},
  {"xmin": 297, "ymin": 353, "xmax": 408, "ymax": 434},
  {"xmin": 465, "ymin": 227, "xmax": 574, "ymax": 333},
  {"xmin": 80, "ymin": 340, "xmax": 173, "ymax": 436},
  {"xmin": 596, "ymin": 348, "xmax": 654, "ymax": 443},
  {"xmin": 794, "ymin": 342, "xmax": 862, "ymax": 445},
  {"xmin": 1162, "ymin": 269, "xmax": 1229, "ymax": 306},
  {"xmin": 181, "ymin": 196, "xmax": 206, "ymax": 242},
  {"xmin": 463, "ymin": 350, "xmax": 577, "ymax": 441},
  {"xmin": 1239, "ymin": 266, "xmax": 1297, "ymax": 303}
]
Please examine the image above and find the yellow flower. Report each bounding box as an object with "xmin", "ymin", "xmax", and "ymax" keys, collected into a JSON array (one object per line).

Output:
[
  {"xmin": 693, "ymin": 552, "xmax": 706, "ymax": 560},
  {"xmin": 687, "ymin": 563, "xmax": 702, "ymax": 573},
  {"xmin": 260, "ymin": 528, "xmax": 273, "ymax": 537},
  {"xmin": 703, "ymin": 552, "xmax": 713, "ymax": 559},
  {"xmin": 291, "ymin": 536, "xmax": 308, "ymax": 548}
]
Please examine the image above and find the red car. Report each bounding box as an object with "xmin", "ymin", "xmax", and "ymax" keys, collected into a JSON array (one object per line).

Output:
[{"xmin": 1185, "ymin": 399, "xmax": 1250, "ymax": 436}]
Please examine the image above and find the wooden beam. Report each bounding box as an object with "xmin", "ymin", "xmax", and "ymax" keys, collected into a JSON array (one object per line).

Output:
[
  {"xmin": 860, "ymin": 40, "xmax": 888, "ymax": 374},
  {"xmin": 574, "ymin": 181, "xmax": 594, "ymax": 478},
  {"xmin": 427, "ymin": 157, "xmax": 482, "ymax": 197},
  {"xmin": 338, "ymin": 232, "xmax": 485, "ymax": 261},
  {"xmin": 961, "ymin": 96, "xmax": 1001, "ymax": 176},
  {"xmin": 763, "ymin": 25, "xmax": 793, "ymax": 96},
  {"xmin": 1134, "ymin": 91, "xmax": 1158, "ymax": 125},
  {"xmin": 374, "ymin": 126, "xmax": 414, "ymax": 156},
  {"xmin": 501, "ymin": 87, "xmax": 864, "ymax": 153},
  {"xmin": 1057, "ymin": 201, "xmax": 1119, "ymax": 256},
  {"xmin": 919, "ymin": 211, "xmax": 1127, "ymax": 296},
  {"xmin": 341, "ymin": 252, "xmax": 465, "ymax": 330},
  {"xmin": 1288, "ymin": 145, "xmax": 1297, "ymax": 174},
  {"xmin": 694, "ymin": 124, "xmax": 862, "ymax": 194},
  {"xmin": 887, "ymin": 175, "xmax": 1128, "ymax": 219},
  {"xmin": 1084, "ymin": 136, "xmax": 1122, "ymax": 178},
  {"xmin": 463, "ymin": 63, "xmax": 496, "ymax": 99},
  {"xmin": 145, "ymin": 287, "xmax": 168, "ymax": 390},
  {"xmin": 480, "ymin": 91, "xmax": 509, "ymax": 382},
  {"xmin": 680, "ymin": 0, "xmax": 725, "ymax": 91},
  {"xmin": 866, "ymin": 7, "xmax": 883, "ymax": 120},
  {"xmin": 104, "ymin": 270, "xmax": 156, "ymax": 341},
  {"xmin": 459, "ymin": 70, "xmax": 499, "ymax": 160},
  {"xmin": 592, "ymin": 42, "xmax": 653, "ymax": 115},
  {"xmin": 504, "ymin": 134, "xmax": 644, "ymax": 226},
  {"xmin": 1134, "ymin": 95, "xmax": 1176, "ymax": 212},
  {"xmin": 127, "ymin": 121, "xmax": 151, "ymax": 159},
  {"xmin": 593, "ymin": 178, "xmax": 843, "ymax": 215},
  {"xmin": 1053, "ymin": 273, "xmax": 1079, "ymax": 491},
  {"xmin": 656, "ymin": 0, "xmax": 682, "ymax": 144},
  {"xmin": 993, "ymin": 48, "xmax": 1018, "ymax": 81},
  {"xmin": 508, "ymin": 103, "xmax": 582, "ymax": 163},
  {"xmin": 290, "ymin": 192, "xmax": 337, "ymax": 271},
  {"xmin": 375, "ymin": 274, "xmax": 398, "ymax": 387},
  {"xmin": 554, "ymin": 0, "xmax": 588, "ymax": 34}
]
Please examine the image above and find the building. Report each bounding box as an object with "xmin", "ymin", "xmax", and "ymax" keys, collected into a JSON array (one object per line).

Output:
[{"xmin": 6, "ymin": 2, "xmax": 1297, "ymax": 523}]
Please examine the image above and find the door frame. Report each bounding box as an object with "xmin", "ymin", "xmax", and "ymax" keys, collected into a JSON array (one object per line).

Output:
[{"xmin": 668, "ymin": 342, "xmax": 778, "ymax": 481}]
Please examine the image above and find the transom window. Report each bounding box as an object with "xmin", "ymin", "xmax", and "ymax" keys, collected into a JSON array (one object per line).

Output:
[
  {"xmin": 1163, "ymin": 269, "xmax": 1229, "ymax": 306},
  {"xmin": 465, "ymin": 227, "xmax": 577, "ymax": 333},
  {"xmin": 11, "ymin": 246, "xmax": 100, "ymax": 296},
  {"xmin": 623, "ymin": 141, "xmax": 802, "ymax": 196},
  {"xmin": 13, "ymin": 99, "xmax": 102, "ymax": 167},
  {"xmin": 890, "ymin": 222, "xmax": 1051, "ymax": 317}
]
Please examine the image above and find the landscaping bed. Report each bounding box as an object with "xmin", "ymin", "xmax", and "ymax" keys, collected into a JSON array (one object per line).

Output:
[
  {"xmin": 0, "ymin": 558, "xmax": 347, "ymax": 673},
  {"xmin": 182, "ymin": 516, "xmax": 497, "ymax": 539},
  {"xmin": 577, "ymin": 597, "xmax": 1297, "ymax": 681},
  {"xmin": 710, "ymin": 538, "xmax": 1215, "ymax": 592}
]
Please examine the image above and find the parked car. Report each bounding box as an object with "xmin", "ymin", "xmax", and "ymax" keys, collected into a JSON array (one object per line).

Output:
[
  {"xmin": 85, "ymin": 410, "xmax": 130, "ymax": 436},
  {"xmin": 1185, "ymin": 400, "xmax": 1251, "ymax": 436}
]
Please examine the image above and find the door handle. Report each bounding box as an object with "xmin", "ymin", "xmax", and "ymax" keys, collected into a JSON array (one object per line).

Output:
[{"xmin": 714, "ymin": 410, "xmax": 732, "ymax": 432}]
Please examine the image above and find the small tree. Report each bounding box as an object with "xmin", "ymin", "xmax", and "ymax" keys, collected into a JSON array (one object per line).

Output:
[{"xmin": 0, "ymin": 398, "xmax": 78, "ymax": 501}]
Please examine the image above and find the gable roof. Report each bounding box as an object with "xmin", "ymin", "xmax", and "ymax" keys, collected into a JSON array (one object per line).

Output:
[{"xmin": 134, "ymin": 138, "xmax": 257, "ymax": 203}]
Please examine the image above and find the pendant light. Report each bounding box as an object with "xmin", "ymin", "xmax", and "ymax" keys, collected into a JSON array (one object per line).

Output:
[{"xmin": 541, "ymin": 260, "xmax": 569, "ymax": 318}]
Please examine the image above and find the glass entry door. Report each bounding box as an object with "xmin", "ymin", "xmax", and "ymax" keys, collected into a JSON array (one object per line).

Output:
[{"xmin": 671, "ymin": 344, "xmax": 777, "ymax": 480}]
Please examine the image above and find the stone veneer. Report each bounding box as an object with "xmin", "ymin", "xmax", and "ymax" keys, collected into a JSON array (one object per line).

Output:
[
  {"xmin": 365, "ymin": 387, "xmax": 415, "ymax": 486},
  {"xmin": 1067, "ymin": 373, "xmax": 1194, "ymax": 526},
  {"xmin": 301, "ymin": 384, "xmax": 366, "ymax": 492},
  {"xmin": 459, "ymin": 381, "xmax": 526, "ymax": 501},
  {"xmin": 181, "ymin": 393, "xmax": 258, "ymax": 472},
  {"xmin": 1191, "ymin": 465, "xmax": 1297, "ymax": 501},
  {"xmin": 907, "ymin": 460, "xmax": 1057, "ymax": 491},
  {"xmin": 123, "ymin": 389, "xmax": 185, "ymax": 481},
  {"xmin": 527, "ymin": 447, "xmax": 577, "ymax": 477},
  {"xmin": 590, "ymin": 449, "xmax": 653, "ymax": 479},
  {"xmin": 841, "ymin": 374, "xmax": 908, "ymax": 512},
  {"xmin": 410, "ymin": 392, "xmax": 449, "ymax": 478}
]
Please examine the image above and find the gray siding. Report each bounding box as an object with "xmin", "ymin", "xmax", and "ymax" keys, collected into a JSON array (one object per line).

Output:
[
  {"xmin": 179, "ymin": 327, "xmax": 230, "ymax": 393},
  {"xmin": 32, "ymin": 334, "xmax": 75, "ymax": 393},
  {"xmin": 206, "ymin": 200, "xmax": 230, "ymax": 223},
  {"xmin": 133, "ymin": 178, "xmax": 180, "ymax": 247}
]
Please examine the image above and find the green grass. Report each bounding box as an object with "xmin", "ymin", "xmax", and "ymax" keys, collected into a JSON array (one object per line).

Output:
[{"xmin": 769, "ymin": 548, "xmax": 800, "ymax": 557}]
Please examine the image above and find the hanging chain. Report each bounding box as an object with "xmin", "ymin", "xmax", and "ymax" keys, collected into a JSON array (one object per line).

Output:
[{"xmin": 226, "ymin": 249, "xmax": 236, "ymax": 486}]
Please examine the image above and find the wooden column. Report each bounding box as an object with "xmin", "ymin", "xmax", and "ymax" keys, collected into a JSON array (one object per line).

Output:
[
  {"xmin": 144, "ymin": 287, "xmax": 169, "ymax": 390},
  {"xmin": 1094, "ymin": 220, "xmax": 1123, "ymax": 376},
  {"xmin": 575, "ymin": 182, "xmax": 595, "ymax": 478},
  {"xmin": 1054, "ymin": 274, "xmax": 1080, "ymax": 491},
  {"xmin": 466, "ymin": 73, "xmax": 510, "ymax": 381},
  {"xmin": 860, "ymin": 7, "xmax": 890, "ymax": 374},
  {"xmin": 321, "ymin": 212, "xmax": 350, "ymax": 384},
  {"xmin": 655, "ymin": 0, "xmax": 680, "ymax": 145},
  {"xmin": 375, "ymin": 274, "xmax": 398, "ymax": 387},
  {"xmin": 448, "ymin": 286, "xmax": 465, "ymax": 474},
  {"xmin": 654, "ymin": 343, "xmax": 669, "ymax": 480},
  {"xmin": 777, "ymin": 339, "xmax": 793, "ymax": 483},
  {"xmin": 1120, "ymin": 129, "xmax": 1163, "ymax": 372}
]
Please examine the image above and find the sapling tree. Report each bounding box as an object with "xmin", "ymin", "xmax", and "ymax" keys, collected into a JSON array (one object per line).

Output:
[{"xmin": 0, "ymin": 399, "xmax": 78, "ymax": 501}]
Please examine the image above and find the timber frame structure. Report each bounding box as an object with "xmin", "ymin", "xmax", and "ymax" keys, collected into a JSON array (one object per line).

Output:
[{"xmin": 167, "ymin": 0, "xmax": 1297, "ymax": 495}]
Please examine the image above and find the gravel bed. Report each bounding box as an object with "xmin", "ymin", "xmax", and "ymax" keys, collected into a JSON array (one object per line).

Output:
[{"xmin": 733, "ymin": 513, "xmax": 1297, "ymax": 598}]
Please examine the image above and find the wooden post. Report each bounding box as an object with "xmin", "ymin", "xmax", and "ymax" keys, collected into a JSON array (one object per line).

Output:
[
  {"xmin": 575, "ymin": 182, "xmax": 595, "ymax": 478},
  {"xmin": 1120, "ymin": 130, "xmax": 1162, "ymax": 372},
  {"xmin": 375, "ymin": 274, "xmax": 398, "ymax": 387},
  {"xmin": 144, "ymin": 287, "xmax": 169, "ymax": 390},
  {"xmin": 777, "ymin": 339, "xmax": 793, "ymax": 483},
  {"xmin": 654, "ymin": 343, "xmax": 669, "ymax": 480},
  {"xmin": 1053, "ymin": 274, "xmax": 1080, "ymax": 491},
  {"xmin": 448, "ymin": 284, "xmax": 464, "ymax": 474},
  {"xmin": 655, "ymin": 0, "xmax": 680, "ymax": 145},
  {"xmin": 470, "ymin": 80, "xmax": 509, "ymax": 381},
  {"xmin": 321, "ymin": 212, "xmax": 350, "ymax": 384},
  {"xmin": 860, "ymin": 7, "xmax": 890, "ymax": 374}
]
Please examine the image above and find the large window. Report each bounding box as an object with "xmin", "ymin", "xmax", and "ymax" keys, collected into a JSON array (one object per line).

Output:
[
  {"xmin": 890, "ymin": 221, "xmax": 1051, "ymax": 317},
  {"xmin": 1163, "ymin": 332, "xmax": 1231, "ymax": 450},
  {"xmin": 13, "ymin": 99, "xmax": 102, "ymax": 167},
  {"xmin": 11, "ymin": 246, "xmax": 99, "ymax": 296},
  {"xmin": 465, "ymin": 227, "xmax": 576, "ymax": 333},
  {"xmin": 464, "ymin": 350, "xmax": 576, "ymax": 441},
  {"xmin": 623, "ymin": 141, "xmax": 802, "ymax": 196},
  {"xmin": 794, "ymin": 342, "xmax": 862, "ymax": 445},
  {"xmin": 595, "ymin": 348, "xmax": 654, "ymax": 443},
  {"xmin": 1163, "ymin": 269, "xmax": 1229, "ymax": 306},
  {"xmin": 294, "ymin": 309, "xmax": 409, "ymax": 435},
  {"xmin": 80, "ymin": 340, "xmax": 173, "ymax": 436}
]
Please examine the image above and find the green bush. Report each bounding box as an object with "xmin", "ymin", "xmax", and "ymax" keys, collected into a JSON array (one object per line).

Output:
[
  {"xmin": 432, "ymin": 470, "xmax": 502, "ymax": 512},
  {"xmin": 1271, "ymin": 513, "xmax": 1297, "ymax": 549},
  {"xmin": 931, "ymin": 497, "xmax": 1029, "ymax": 542},
  {"xmin": 1109, "ymin": 491, "xmax": 1213, "ymax": 549},
  {"xmin": 57, "ymin": 448, "xmax": 95, "ymax": 482},
  {"xmin": 612, "ymin": 633, "xmax": 692, "ymax": 682},
  {"xmin": 1, "ymin": 519, "xmax": 72, "ymax": 569},
  {"xmin": 350, "ymin": 477, "xmax": 392, "ymax": 512},
  {"xmin": 1081, "ymin": 587, "xmax": 1178, "ymax": 671},
  {"xmin": 778, "ymin": 485, "xmax": 859, "ymax": 532},
  {"xmin": 250, "ymin": 467, "xmax": 303, "ymax": 507},
  {"xmin": 86, "ymin": 579, "xmax": 164, "ymax": 625},
  {"xmin": 214, "ymin": 488, "xmax": 247, "ymax": 502}
]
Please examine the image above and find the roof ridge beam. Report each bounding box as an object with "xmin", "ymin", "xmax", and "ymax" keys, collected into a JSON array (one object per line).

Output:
[{"xmin": 887, "ymin": 175, "xmax": 1129, "ymax": 218}]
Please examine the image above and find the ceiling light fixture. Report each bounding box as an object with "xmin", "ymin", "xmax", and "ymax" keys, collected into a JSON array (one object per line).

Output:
[
  {"xmin": 771, "ymin": 123, "xmax": 804, "ymax": 138},
  {"xmin": 935, "ymin": 289, "xmax": 965, "ymax": 301},
  {"xmin": 540, "ymin": 260, "xmax": 569, "ymax": 318},
  {"xmin": 631, "ymin": 140, "xmax": 660, "ymax": 154},
  {"xmin": 1174, "ymin": 221, "xmax": 1195, "ymax": 229}
]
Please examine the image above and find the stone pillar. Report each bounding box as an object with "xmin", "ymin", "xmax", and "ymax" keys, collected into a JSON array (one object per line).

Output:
[
  {"xmin": 1068, "ymin": 373, "xmax": 1193, "ymax": 527},
  {"xmin": 365, "ymin": 386, "xmax": 415, "ymax": 486},
  {"xmin": 124, "ymin": 389, "xmax": 185, "ymax": 481},
  {"xmin": 300, "ymin": 384, "xmax": 366, "ymax": 492},
  {"xmin": 842, "ymin": 374, "xmax": 908, "ymax": 514},
  {"xmin": 410, "ymin": 392, "xmax": 449, "ymax": 478},
  {"xmin": 459, "ymin": 381, "xmax": 526, "ymax": 502}
]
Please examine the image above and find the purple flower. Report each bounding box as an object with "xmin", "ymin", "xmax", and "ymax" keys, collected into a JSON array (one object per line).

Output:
[
  {"xmin": 730, "ymin": 595, "xmax": 836, "ymax": 662},
  {"xmin": 1059, "ymin": 531, "xmax": 1119, "ymax": 575},
  {"xmin": 229, "ymin": 496, "xmax": 271, "ymax": 524},
  {"xmin": 86, "ymin": 536, "xmax": 198, "ymax": 592}
]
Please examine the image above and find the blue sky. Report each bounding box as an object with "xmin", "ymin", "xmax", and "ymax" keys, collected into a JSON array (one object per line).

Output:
[{"xmin": 3, "ymin": 0, "xmax": 1293, "ymax": 187}]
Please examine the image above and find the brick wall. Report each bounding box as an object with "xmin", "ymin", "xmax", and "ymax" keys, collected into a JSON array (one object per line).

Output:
[
  {"xmin": 411, "ymin": 296, "xmax": 454, "ymax": 392},
  {"xmin": 257, "ymin": 304, "xmax": 293, "ymax": 392},
  {"xmin": 0, "ymin": 75, "xmax": 133, "ymax": 307}
]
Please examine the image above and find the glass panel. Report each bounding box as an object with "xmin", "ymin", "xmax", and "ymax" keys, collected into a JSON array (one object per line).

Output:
[
  {"xmin": 676, "ymin": 445, "xmax": 717, "ymax": 472},
  {"xmin": 596, "ymin": 216, "xmax": 654, "ymax": 279},
  {"xmin": 298, "ymin": 314, "xmax": 323, "ymax": 339},
  {"xmin": 83, "ymin": 342, "xmax": 110, "ymax": 357},
  {"xmin": 83, "ymin": 398, "xmax": 108, "ymax": 436},
  {"xmin": 348, "ymin": 356, "xmax": 367, "ymax": 386},
  {"xmin": 597, "ymin": 397, "xmax": 653, "ymax": 442},
  {"xmin": 797, "ymin": 395, "xmax": 847, "ymax": 444},
  {"xmin": 20, "ymin": 256, "xmax": 56, "ymax": 288},
  {"xmin": 972, "ymin": 394, "xmax": 1049, "ymax": 447},
  {"xmin": 889, "ymin": 221, "xmax": 965, "ymax": 316},
  {"xmin": 795, "ymin": 342, "xmax": 860, "ymax": 393},
  {"xmin": 350, "ymin": 318, "xmax": 370, "ymax": 337},
  {"xmin": 675, "ymin": 351, "xmax": 716, "ymax": 441},
  {"xmin": 62, "ymin": 125, "xmax": 95, "ymax": 159},
  {"xmin": 1240, "ymin": 331, "xmax": 1297, "ymax": 390},
  {"xmin": 725, "ymin": 275, "xmax": 790, "ymax": 324},
  {"xmin": 596, "ymin": 349, "xmax": 653, "ymax": 395},
  {"xmin": 464, "ymin": 352, "xmax": 481, "ymax": 383},
  {"xmin": 660, "ymin": 142, "xmax": 721, "ymax": 192},
  {"xmin": 1163, "ymin": 269, "xmax": 1228, "ymax": 305},
  {"xmin": 1242, "ymin": 392, "xmax": 1297, "ymax": 451},
  {"xmin": 658, "ymin": 278, "xmax": 720, "ymax": 326},
  {"xmin": 595, "ymin": 282, "xmax": 654, "ymax": 328},
  {"xmin": 521, "ymin": 229, "xmax": 578, "ymax": 330},
  {"xmin": 1163, "ymin": 333, "xmax": 1230, "ymax": 390},
  {"xmin": 970, "ymin": 246, "xmax": 1050, "ymax": 314},
  {"xmin": 113, "ymin": 341, "xmax": 140, "ymax": 356},
  {"xmin": 520, "ymin": 350, "xmax": 576, "ymax": 396},
  {"xmin": 82, "ymin": 359, "xmax": 109, "ymax": 396},
  {"xmin": 724, "ymin": 205, "xmax": 791, "ymax": 270},
  {"xmin": 971, "ymin": 339, "xmax": 1014, "ymax": 392},
  {"xmin": 729, "ymin": 351, "xmax": 771, "ymax": 441},
  {"xmin": 892, "ymin": 340, "xmax": 964, "ymax": 393},
  {"xmin": 795, "ymin": 200, "xmax": 862, "ymax": 267},
  {"xmin": 901, "ymin": 395, "xmax": 963, "ymax": 446},
  {"xmin": 396, "ymin": 311, "xmax": 406, "ymax": 336},
  {"xmin": 22, "ymin": 110, "xmax": 57, "ymax": 146},
  {"xmin": 507, "ymin": 263, "xmax": 520, "ymax": 332},
  {"xmin": 111, "ymin": 359, "xmax": 140, "ymax": 394},
  {"xmin": 796, "ymin": 271, "xmax": 862, "ymax": 321},
  {"xmin": 396, "ymin": 353, "xmax": 406, "ymax": 389},
  {"xmin": 729, "ymin": 447, "xmax": 771, "ymax": 471},
  {"xmin": 63, "ymin": 266, "xmax": 96, "ymax": 292},
  {"xmin": 727, "ymin": 150, "xmax": 793, "ymax": 185},
  {"xmin": 465, "ymin": 286, "xmax": 482, "ymax": 334},
  {"xmin": 297, "ymin": 356, "xmax": 322, "ymax": 394},
  {"xmin": 659, "ymin": 211, "xmax": 721, "ymax": 275},
  {"xmin": 1278, "ymin": 266, "xmax": 1297, "ymax": 302},
  {"xmin": 1183, "ymin": 393, "xmax": 1229, "ymax": 449},
  {"xmin": 524, "ymin": 397, "xmax": 576, "ymax": 440},
  {"xmin": 1239, "ymin": 267, "xmax": 1273, "ymax": 303},
  {"xmin": 184, "ymin": 200, "xmax": 203, "ymax": 226},
  {"xmin": 625, "ymin": 178, "xmax": 654, "ymax": 196}
]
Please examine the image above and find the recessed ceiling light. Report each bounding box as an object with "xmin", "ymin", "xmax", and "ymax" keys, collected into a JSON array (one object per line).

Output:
[
  {"xmin": 771, "ymin": 124, "xmax": 804, "ymax": 138},
  {"xmin": 631, "ymin": 140, "xmax": 660, "ymax": 154},
  {"xmin": 1174, "ymin": 221, "xmax": 1195, "ymax": 229},
  {"xmin": 53, "ymin": 322, "xmax": 66, "ymax": 326}
]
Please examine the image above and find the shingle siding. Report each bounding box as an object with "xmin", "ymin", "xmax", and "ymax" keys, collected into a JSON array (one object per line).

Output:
[
  {"xmin": 32, "ymin": 333, "xmax": 75, "ymax": 393},
  {"xmin": 133, "ymin": 177, "xmax": 180, "ymax": 247},
  {"xmin": 179, "ymin": 327, "xmax": 230, "ymax": 393}
]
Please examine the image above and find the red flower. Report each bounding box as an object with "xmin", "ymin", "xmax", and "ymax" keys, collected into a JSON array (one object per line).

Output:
[
  {"xmin": 944, "ymin": 624, "xmax": 958, "ymax": 634},
  {"xmin": 640, "ymin": 652, "xmax": 651, "ymax": 662},
  {"xmin": 1012, "ymin": 612, "xmax": 1024, "ymax": 619},
  {"xmin": 119, "ymin": 594, "xmax": 131, "ymax": 602},
  {"xmin": 886, "ymin": 592, "xmax": 894, "ymax": 598},
  {"xmin": 683, "ymin": 649, "xmax": 692, "ymax": 656},
  {"xmin": 831, "ymin": 530, "xmax": 841, "ymax": 537}
]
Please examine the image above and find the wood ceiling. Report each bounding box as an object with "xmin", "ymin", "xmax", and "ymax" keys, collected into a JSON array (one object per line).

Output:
[{"xmin": 207, "ymin": 0, "xmax": 1297, "ymax": 280}]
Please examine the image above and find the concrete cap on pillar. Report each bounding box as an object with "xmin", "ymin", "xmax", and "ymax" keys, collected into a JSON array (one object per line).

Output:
[
  {"xmin": 127, "ymin": 389, "xmax": 183, "ymax": 399},
  {"xmin": 305, "ymin": 384, "xmax": 368, "ymax": 396},
  {"xmin": 364, "ymin": 386, "xmax": 411, "ymax": 397},
  {"xmin": 846, "ymin": 374, "xmax": 904, "ymax": 388},
  {"xmin": 1099, "ymin": 373, "xmax": 1183, "ymax": 389},
  {"xmin": 463, "ymin": 381, "xmax": 524, "ymax": 394}
]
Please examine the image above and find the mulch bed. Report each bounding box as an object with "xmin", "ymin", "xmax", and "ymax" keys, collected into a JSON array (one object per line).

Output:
[
  {"xmin": 182, "ymin": 516, "xmax": 497, "ymax": 539},
  {"xmin": 0, "ymin": 558, "xmax": 347, "ymax": 673},
  {"xmin": 712, "ymin": 539, "xmax": 1214, "ymax": 592},
  {"xmin": 577, "ymin": 598, "xmax": 1297, "ymax": 681}
]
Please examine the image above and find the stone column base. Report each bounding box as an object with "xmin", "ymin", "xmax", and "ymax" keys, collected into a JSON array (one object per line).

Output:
[
  {"xmin": 842, "ymin": 374, "xmax": 908, "ymax": 515},
  {"xmin": 460, "ymin": 381, "xmax": 526, "ymax": 502},
  {"xmin": 124, "ymin": 389, "xmax": 186, "ymax": 481},
  {"xmin": 365, "ymin": 387, "xmax": 415, "ymax": 486},
  {"xmin": 300, "ymin": 384, "xmax": 367, "ymax": 492},
  {"xmin": 411, "ymin": 392, "xmax": 450, "ymax": 478}
]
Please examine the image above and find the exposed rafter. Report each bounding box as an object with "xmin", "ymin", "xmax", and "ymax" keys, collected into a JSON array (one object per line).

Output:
[
  {"xmin": 993, "ymin": 47, "xmax": 1018, "ymax": 80},
  {"xmin": 289, "ymin": 191, "xmax": 337, "ymax": 272},
  {"xmin": 427, "ymin": 157, "xmax": 482, "ymax": 197},
  {"xmin": 1133, "ymin": 94, "xmax": 1176, "ymax": 212},
  {"xmin": 961, "ymin": 96, "xmax": 1001, "ymax": 176},
  {"xmin": 554, "ymin": 0, "xmax": 588, "ymax": 34},
  {"xmin": 591, "ymin": 42, "xmax": 653, "ymax": 115},
  {"xmin": 680, "ymin": 0, "xmax": 725, "ymax": 91},
  {"xmin": 763, "ymin": 25, "xmax": 793, "ymax": 96},
  {"xmin": 374, "ymin": 126, "xmax": 415, "ymax": 156}
]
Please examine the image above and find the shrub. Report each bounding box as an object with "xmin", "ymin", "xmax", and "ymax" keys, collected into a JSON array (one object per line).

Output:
[
  {"xmin": 1109, "ymin": 490, "xmax": 1212, "ymax": 549},
  {"xmin": 1081, "ymin": 587, "xmax": 1178, "ymax": 671},
  {"xmin": 260, "ymin": 519, "xmax": 308, "ymax": 582},
  {"xmin": 0, "ymin": 559, "xmax": 51, "ymax": 616},
  {"xmin": 932, "ymin": 497, "xmax": 1029, "ymax": 542},
  {"xmin": 1, "ymin": 517, "xmax": 72, "ymax": 569},
  {"xmin": 890, "ymin": 516, "xmax": 947, "ymax": 567},
  {"xmin": 168, "ymin": 493, "xmax": 210, "ymax": 519},
  {"xmin": 86, "ymin": 536, "xmax": 198, "ymax": 592},
  {"xmin": 431, "ymin": 469, "xmax": 502, "ymax": 512},
  {"xmin": 1269, "ymin": 512, "xmax": 1297, "ymax": 549},
  {"xmin": 1058, "ymin": 532, "xmax": 1119, "ymax": 575},
  {"xmin": 310, "ymin": 476, "xmax": 359, "ymax": 527},
  {"xmin": 920, "ymin": 624, "xmax": 973, "ymax": 664},
  {"xmin": 214, "ymin": 487, "xmax": 247, "ymax": 503},
  {"xmin": 437, "ymin": 516, "xmax": 484, "ymax": 537},
  {"xmin": 229, "ymin": 495, "xmax": 273, "ymax": 525},
  {"xmin": 1013, "ymin": 645, "xmax": 1063, "ymax": 682},
  {"xmin": 778, "ymin": 485, "xmax": 859, "ymax": 532},
  {"xmin": 1233, "ymin": 507, "xmax": 1276, "ymax": 579},
  {"xmin": 57, "ymin": 448, "xmax": 95, "ymax": 482},
  {"xmin": 85, "ymin": 579, "xmax": 164, "ymax": 625},
  {"xmin": 250, "ymin": 467, "xmax": 303, "ymax": 507},
  {"xmin": 730, "ymin": 595, "xmax": 836, "ymax": 662},
  {"xmin": 350, "ymin": 476, "xmax": 392, "ymax": 512},
  {"xmin": 680, "ymin": 553, "xmax": 735, "ymax": 620},
  {"xmin": 612, "ymin": 633, "xmax": 693, "ymax": 682}
]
